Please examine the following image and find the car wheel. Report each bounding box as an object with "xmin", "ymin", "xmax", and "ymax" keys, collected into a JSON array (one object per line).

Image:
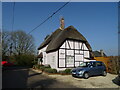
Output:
[
  {"xmin": 84, "ymin": 72, "xmax": 89, "ymax": 79},
  {"xmin": 72, "ymin": 74, "xmax": 75, "ymax": 77},
  {"xmin": 103, "ymin": 70, "xmax": 107, "ymax": 76}
]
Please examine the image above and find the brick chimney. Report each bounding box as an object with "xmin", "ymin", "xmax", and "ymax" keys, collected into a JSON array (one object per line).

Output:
[
  {"xmin": 59, "ymin": 17, "xmax": 65, "ymax": 30},
  {"xmin": 100, "ymin": 49, "xmax": 104, "ymax": 57}
]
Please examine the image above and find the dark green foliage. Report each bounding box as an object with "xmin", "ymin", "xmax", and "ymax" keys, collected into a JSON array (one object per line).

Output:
[
  {"xmin": 2, "ymin": 56, "xmax": 9, "ymax": 61},
  {"xmin": 52, "ymin": 69, "xmax": 57, "ymax": 73},
  {"xmin": 36, "ymin": 64, "xmax": 57, "ymax": 73},
  {"xmin": 33, "ymin": 64, "xmax": 51, "ymax": 71},
  {"xmin": 39, "ymin": 65, "xmax": 45, "ymax": 71},
  {"xmin": 44, "ymin": 68, "xmax": 57, "ymax": 73},
  {"xmin": 14, "ymin": 54, "xmax": 35, "ymax": 67},
  {"xmin": 44, "ymin": 64, "xmax": 51, "ymax": 68},
  {"xmin": 33, "ymin": 64, "xmax": 72, "ymax": 74},
  {"xmin": 58, "ymin": 69, "xmax": 72, "ymax": 74},
  {"xmin": 58, "ymin": 70, "xmax": 64, "ymax": 74},
  {"xmin": 2, "ymin": 30, "xmax": 36, "ymax": 67},
  {"xmin": 64, "ymin": 69, "xmax": 72, "ymax": 74},
  {"xmin": 33, "ymin": 64, "xmax": 43, "ymax": 69},
  {"xmin": 32, "ymin": 57, "xmax": 38, "ymax": 65}
]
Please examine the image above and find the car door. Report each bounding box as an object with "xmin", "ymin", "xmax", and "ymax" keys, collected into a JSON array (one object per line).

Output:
[
  {"xmin": 89, "ymin": 62, "xmax": 98, "ymax": 76},
  {"xmin": 96, "ymin": 62, "xmax": 104, "ymax": 75}
]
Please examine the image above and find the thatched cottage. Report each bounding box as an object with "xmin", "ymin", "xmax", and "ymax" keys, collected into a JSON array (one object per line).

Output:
[{"xmin": 38, "ymin": 18, "xmax": 95, "ymax": 71}]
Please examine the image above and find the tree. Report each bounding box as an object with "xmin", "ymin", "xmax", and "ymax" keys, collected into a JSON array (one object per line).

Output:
[
  {"xmin": 2, "ymin": 30, "xmax": 36, "ymax": 66},
  {"xmin": 10, "ymin": 30, "xmax": 35, "ymax": 55},
  {"xmin": 2, "ymin": 31, "xmax": 11, "ymax": 57}
]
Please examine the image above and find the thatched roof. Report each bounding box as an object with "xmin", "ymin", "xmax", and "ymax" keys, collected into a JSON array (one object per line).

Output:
[
  {"xmin": 38, "ymin": 26, "xmax": 92, "ymax": 53},
  {"xmin": 38, "ymin": 28, "xmax": 61, "ymax": 50}
]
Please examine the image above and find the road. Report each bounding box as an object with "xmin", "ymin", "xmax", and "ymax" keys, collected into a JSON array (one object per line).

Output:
[{"xmin": 2, "ymin": 66, "xmax": 77, "ymax": 89}]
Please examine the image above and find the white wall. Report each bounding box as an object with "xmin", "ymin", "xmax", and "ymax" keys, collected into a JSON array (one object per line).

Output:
[
  {"xmin": 84, "ymin": 51, "xmax": 90, "ymax": 58},
  {"xmin": 46, "ymin": 51, "xmax": 58, "ymax": 69},
  {"xmin": 38, "ymin": 46, "xmax": 59, "ymax": 70}
]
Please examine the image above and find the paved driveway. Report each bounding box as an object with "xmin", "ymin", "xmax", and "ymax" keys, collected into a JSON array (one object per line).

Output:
[
  {"xmin": 2, "ymin": 67, "xmax": 77, "ymax": 88},
  {"xmin": 33, "ymin": 69, "xmax": 120, "ymax": 88},
  {"xmin": 2, "ymin": 67, "xmax": 120, "ymax": 89},
  {"xmin": 27, "ymin": 69, "xmax": 78, "ymax": 88}
]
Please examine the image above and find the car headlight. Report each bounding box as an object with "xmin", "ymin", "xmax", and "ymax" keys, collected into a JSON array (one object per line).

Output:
[{"xmin": 78, "ymin": 70, "xmax": 84, "ymax": 74}]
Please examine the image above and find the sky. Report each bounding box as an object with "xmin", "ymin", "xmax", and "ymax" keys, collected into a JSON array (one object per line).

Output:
[{"xmin": 2, "ymin": 2, "xmax": 118, "ymax": 56}]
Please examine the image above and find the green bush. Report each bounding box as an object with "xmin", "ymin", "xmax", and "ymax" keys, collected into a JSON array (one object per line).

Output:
[
  {"xmin": 14, "ymin": 54, "xmax": 35, "ymax": 67},
  {"xmin": 58, "ymin": 69, "xmax": 72, "ymax": 74},
  {"xmin": 64, "ymin": 69, "xmax": 72, "ymax": 74},
  {"xmin": 44, "ymin": 64, "xmax": 51, "ymax": 68},
  {"xmin": 39, "ymin": 65, "xmax": 45, "ymax": 71},
  {"xmin": 33, "ymin": 64, "xmax": 44, "ymax": 69},
  {"xmin": 33, "ymin": 64, "xmax": 38, "ymax": 69},
  {"xmin": 52, "ymin": 69, "xmax": 57, "ymax": 73},
  {"xmin": 36, "ymin": 64, "xmax": 40, "ymax": 69},
  {"xmin": 44, "ymin": 68, "xmax": 57, "ymax": 73},
  {"xmin": 33, "ymin": 64, "xmax": 52, "ymax": 72},
  {"xmin": 58, "ymin": 70, "xmax": 64, "ymax": 74}
]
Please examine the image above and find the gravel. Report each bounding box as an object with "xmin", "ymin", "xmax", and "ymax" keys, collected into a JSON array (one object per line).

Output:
[{"xmin": 48, "ymin": 73, "xmax": 120, "ymax": 88}]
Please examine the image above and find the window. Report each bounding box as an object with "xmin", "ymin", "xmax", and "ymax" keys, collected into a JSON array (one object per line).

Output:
[
  {"xmin": 96, "ymin": 62, "xmax": 102, "ymax": 66},
  {"xmin": 66, "ymin": 55, "xmax": 74, "ymax": 65},
  {"xmin": 92, "ymin": 62, "xmax": 96, "ymax": 67}
]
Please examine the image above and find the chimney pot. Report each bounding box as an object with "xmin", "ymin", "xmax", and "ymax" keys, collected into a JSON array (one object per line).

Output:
[
  {"xmin": 60, "ymin": 17, "xmax": 65, "ymax": 30},
  {"xmin": 100, "ymin": 49, "xmax": 104, "ymax": 57}
]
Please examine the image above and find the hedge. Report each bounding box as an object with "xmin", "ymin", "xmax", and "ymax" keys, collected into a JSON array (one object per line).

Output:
[
  {"xmin": 58, "ymin": 69, "xmax": 72, "ymax": 74},
  {"xmin": 44, "ymin": 68, "xmax": 57, "ymax": 73},
  {"xmin": 33, "ymin": 64, "xmax": 72, "ymax": 74}
]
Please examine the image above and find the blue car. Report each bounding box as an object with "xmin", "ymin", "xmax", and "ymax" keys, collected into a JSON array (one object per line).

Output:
[{"xmin": 71, "ymin": 61, "xmax": 107, "ymax": 79}]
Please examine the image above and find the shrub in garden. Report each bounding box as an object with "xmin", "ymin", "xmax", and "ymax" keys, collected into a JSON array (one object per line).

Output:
[
  {"xmin": 14, "ymin": 54, "xmax": 35, "ymax": 67},
  {"xmin": 52, "ymin": 69, "xmax": 57, "ymax": 73},
  {"xmin": 39, "ymin": 65, "xmax": 45, "ymax": 71},
  {"xmin": 58, "ymin": 70, "xmax": 64, "ymax": 74},
  {"xmin": 32, "ymin": 65, "xmax": 36, "ymax": 69},
  {"xmin": 44, "ymin": 68, "xmax": 57, "ymax": 73},
  {"xmin": 58, "ymin": 69, "xmax": 72, "ymax": 74},
  {"xmin": 64, "ymin": 69, "xmax": 72, "ymax": 74},
  {"xmin": 33, "ymin": 64, "xmax": 39, "ymax": 69},
  {"xmin": 44, "ymin": 64, "xmax": 51, "ymax": 68}
]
